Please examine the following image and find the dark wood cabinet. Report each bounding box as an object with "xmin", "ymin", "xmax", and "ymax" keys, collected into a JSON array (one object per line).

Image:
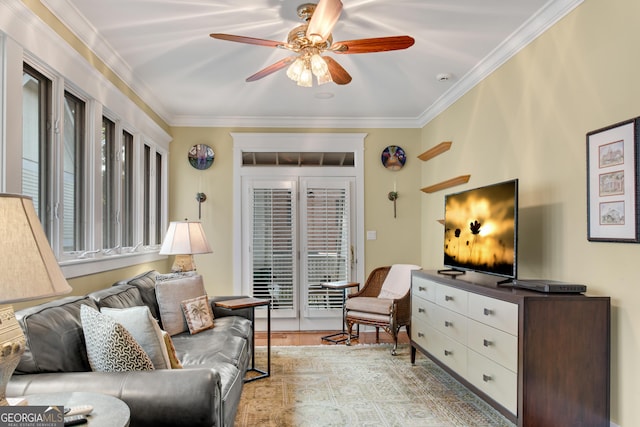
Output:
[{"xmin": 410, "ymin": 270, "xmax": 610, "ymax": 427}]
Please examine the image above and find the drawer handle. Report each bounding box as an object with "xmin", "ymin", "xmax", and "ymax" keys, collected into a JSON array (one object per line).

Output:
[
  {"xmin": 445, "ymin": 295, "xmax": 454, "ymax": 302},
  {"xmin": 483, "ymin": 308, "xmax": 493, "ymax": 316},
  {"xmin": 483, "ymin": 339, "xmax": 493, "ymax": 347},
  {"xmin": 483, "ymin": 374, "xmax": 493, "ymax": 382},
  {"xmin": 418, "ymin": 308, "xmax": 425, "ymax": 313},
  {"xmin": 444, "ymin": 350, "xmax": 453, "ymax": 356},
  {"xmin": 417, "ymin": 332, "xmax": 425, "ymax": 338},
  {"xmin": 418, "ymin": 286, "xmax": 426, "ymax": 292},
  {"xmin": 444, "ymin": 321, "xmax": 453, "ymax": 328}
]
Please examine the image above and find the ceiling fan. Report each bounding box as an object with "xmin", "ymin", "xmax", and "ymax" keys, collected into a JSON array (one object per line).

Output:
[{"xmin": 210, "ymin": 0, "xmax": 415, "ymax": 87}]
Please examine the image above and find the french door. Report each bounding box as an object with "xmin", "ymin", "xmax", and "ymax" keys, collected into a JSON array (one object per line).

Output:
[{"xmin": 242, "ymin": 176, "xmax": 355, "ymax": 331}]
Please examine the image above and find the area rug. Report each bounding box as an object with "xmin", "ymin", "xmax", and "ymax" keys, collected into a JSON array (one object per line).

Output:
[{"xmin": 235, "ymin": 344, "xmax": 515, "ymax": 427}]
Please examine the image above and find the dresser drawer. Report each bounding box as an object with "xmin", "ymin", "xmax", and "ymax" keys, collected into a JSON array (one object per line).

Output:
[
  {"xmin": 412, "ymin": 297, "xmax": 437, "ymax": 327},
  {"xmin": 467, "ymin": 292, "xmax": 518, "ymax": 336},
  {"xmin": 436, "ymin": 284, "xmax": 468, "ymax": 315},
  {"xmin": 467, "ymin": 349, "xmax": 517, "ymax": 415},
  {"xmin": 431, "ymin": 328, "xmax": 467, "ymax": 377},
  {"xmin": 432, "ymin": 304, "xmax": 467, "ymax": 344},
  {"xmin": 412, "ymin": 275, "xmax": 438, "ymax": 302},
  {"xmin": 411, "ymin": 316, "xmax": 431, "ymax": 350},
  {"xmin": 467, "ymin": 319, "xmax": 518, "ymax": 372}
]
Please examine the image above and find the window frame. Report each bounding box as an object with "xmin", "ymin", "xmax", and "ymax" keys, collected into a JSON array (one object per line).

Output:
[{"xmin": 2, "ymin": 38, "xmax": 171, "ymax": 278}]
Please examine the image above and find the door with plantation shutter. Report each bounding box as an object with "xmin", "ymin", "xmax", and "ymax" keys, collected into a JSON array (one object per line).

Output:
[
  {"xmin": 243, "ymin": 177, "xmax": 355, "ymax": 331},
  {"xmin": 299, "ymin": 177, "xmax": 353, "ymax": 330}
]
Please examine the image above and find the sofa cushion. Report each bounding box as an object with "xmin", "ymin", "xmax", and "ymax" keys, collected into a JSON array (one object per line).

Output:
[
  {"xmin": 155, "ymin": 275, "xmax": 206, "ymax": 336},
  {"xmin": 101, "ymin": 306, "xmax": 171, "ymax": 369},
  {"xmin": 80, "ymin": 305, "xmax": 155, "ymax": 372},
  {"xmin": 181, "ymin": 295, "xmax": 215, "ymax": 334},
  {"xmin": 114, "ymin": 270, "xmax": 161, "ymax": 320},
  {"xmin": 15, "ymin": 295, "xmax": 97, "ymax": 374},
  {"xmin": 89, "ymin": 285, "xmax": 144, "ymax": 310}
]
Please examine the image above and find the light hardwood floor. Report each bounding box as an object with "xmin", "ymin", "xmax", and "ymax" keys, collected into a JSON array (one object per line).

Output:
[{"xmin": 254, "ymin": 330, "xmax": 410, "ymax": 347}]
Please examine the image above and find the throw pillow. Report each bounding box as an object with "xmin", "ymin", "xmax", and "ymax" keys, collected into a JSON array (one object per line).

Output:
[
  {"xmin": 101, "ymin": 306, "xmax": 171, "ymax": 369},
  {"xmin": 80, "ymin": 305, "xmax": 154, "ymax": 372},
  {"xmin": 162, "ymin": 330, "xmax": 183, "ymax": 369},
  {"xmin": 181, "ymin": 295, "xmax": 214, "ymax": 334},
  {"xmin": 155, "ymin": 275, "xmax": 206, "ymax": 335}
]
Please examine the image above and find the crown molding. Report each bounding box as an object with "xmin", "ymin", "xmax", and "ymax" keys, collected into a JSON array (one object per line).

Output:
[{"xmin": 417, "ymin": 0, "xmax": 584, "ymax": 127}]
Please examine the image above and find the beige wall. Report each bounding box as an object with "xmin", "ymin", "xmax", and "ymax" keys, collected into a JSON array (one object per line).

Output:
[
  {"xmin": 420, "ymin": 0, "xmax": 638, "ymax": 425},
  {"xmin": 168, "ymin": 127, "xmax": 422, "ymax": 295}
]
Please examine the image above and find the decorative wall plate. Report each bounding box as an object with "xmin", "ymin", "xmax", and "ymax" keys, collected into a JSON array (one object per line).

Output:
[
  {"xmin": 381, "ymin": 145, "xmax": 406, "ymax": 170},
  {"xmin": 188, "ymin": 144, "xmax": 215, "ymax": 170}
]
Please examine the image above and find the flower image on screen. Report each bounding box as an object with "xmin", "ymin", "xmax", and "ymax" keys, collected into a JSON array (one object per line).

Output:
[{"xmin": 443, "ymin": 179, "xmax": 518, "ymax": 279}]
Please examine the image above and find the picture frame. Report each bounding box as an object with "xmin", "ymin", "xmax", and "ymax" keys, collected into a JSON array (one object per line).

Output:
[{"xmin": 587, "ymin": 117, "xmax": 640, "ymax": 242}]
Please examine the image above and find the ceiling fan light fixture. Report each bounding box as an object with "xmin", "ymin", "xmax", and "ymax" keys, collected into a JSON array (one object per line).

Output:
[
  {"xmin": 298, "ymin": 67, "xmax": 313, "ymax": 87},
  {"xmin": 317, "ymin": 69, "xmax": 333, "ymax": 85},
  {"xmin": 310, "ymin": 54, "xmax": 329, "ymax": 77},
  {"xmin": 286, "ymin": 57, "xmax": 305, "ymax": 81}
]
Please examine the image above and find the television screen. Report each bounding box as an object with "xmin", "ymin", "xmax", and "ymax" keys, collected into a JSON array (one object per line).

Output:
[{"xmin": 443, "ymin": 179, "xmax": 518, "ymax": 279}]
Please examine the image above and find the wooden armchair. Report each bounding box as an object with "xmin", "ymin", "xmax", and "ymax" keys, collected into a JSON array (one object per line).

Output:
[{"xmin": 345, "ymin": 265, "xmax": 421, "ymax": 355}]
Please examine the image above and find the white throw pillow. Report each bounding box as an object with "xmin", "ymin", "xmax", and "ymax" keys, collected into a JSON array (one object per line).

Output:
[
  {"xmin": 80, "ymin": 305, "xmax": 154, "ymax": 372},
  {"xmin": 181, "ymin": 295, "xmax": 214, "ymax": 334},
  {"xmin": 101, "ymin": 306, "xmax": 171, "ymax": 369}
]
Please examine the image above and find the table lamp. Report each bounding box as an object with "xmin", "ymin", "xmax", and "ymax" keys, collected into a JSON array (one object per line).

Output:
[
  {"xmin": 0, "ymin": 194, "xmax": 72, "ymax": 406},
  {"xmin": 159, "ymin": 220, "xmax": 212, "ymax": 272}
]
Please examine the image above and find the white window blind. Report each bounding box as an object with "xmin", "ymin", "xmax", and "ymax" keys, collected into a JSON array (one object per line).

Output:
[
  {"xmin": 251, "ymin": 184, "xmax": 296, "ymax": 311},
  {"xmin": 303, "ymin": 181, "xmax": 350, "ymax": 311}
]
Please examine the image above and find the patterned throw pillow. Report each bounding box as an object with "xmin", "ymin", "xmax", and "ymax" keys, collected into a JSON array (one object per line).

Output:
[
  {"xmin": 80, "ymin": 305, "xmax": 154, "ymax": 372},
  {"xmin": 181, "ymin": 295, "xmax": 214, "ymax": 334}
]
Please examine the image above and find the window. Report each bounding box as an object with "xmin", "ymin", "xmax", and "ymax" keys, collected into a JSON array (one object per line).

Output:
[
  {"xmin": 13, "ymin": 49, "xmax": 169, "ymax": 277},
  {"xmin": 62, "ymin": 91, "xmax": 85, "ymax": 252},
  {"xmin": 122, "ymin": 130, "xmax": 135, "ymax": 247},
  {"xmin": 22, "ymin": 64, "xmax": 52, "ymax": 234},
  {"xmin": 101, "ymin": 116, "xmax": 117, "ymax": 249},
  {"xmin": 155, "ymin": 151, "xmax": 163, "ymax": 243}
]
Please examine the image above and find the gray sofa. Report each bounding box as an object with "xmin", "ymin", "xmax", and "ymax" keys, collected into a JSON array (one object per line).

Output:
[{"xmin": 7, "ymin": 270, "xmax": 253, "ymax": 427}]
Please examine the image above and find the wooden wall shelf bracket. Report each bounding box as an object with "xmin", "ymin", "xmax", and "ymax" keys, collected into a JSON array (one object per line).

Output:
[
  {"xmin": 421, "ymin": 175, "xmax": 471, "ymax": 193},
  {"xmin": 418, "ymin": 141, "xmax": 452, "ymax": 161}
]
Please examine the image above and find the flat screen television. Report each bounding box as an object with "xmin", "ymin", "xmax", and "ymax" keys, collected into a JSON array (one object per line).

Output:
[{"xmin": 442, "ymin": 179, "xmax": 518, "ymax": 280}]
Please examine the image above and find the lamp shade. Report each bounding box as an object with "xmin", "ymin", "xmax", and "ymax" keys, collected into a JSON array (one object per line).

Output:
[
  {"xmin": 159, "ymin": 221, "xmax": 212, "ymax": 255},
  {"xmin": 0, "ymin": 194, "xmax": 72, "ymax": 303}
]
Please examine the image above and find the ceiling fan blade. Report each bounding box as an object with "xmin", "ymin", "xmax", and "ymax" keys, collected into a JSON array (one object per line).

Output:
[
  {"xmin": 210, "ymin": 33, "xmax": 284, "ymax": 48},
  {"xmin": 323, "ymin": 56, "xmax": 352, "ymax": 85},
  {"xmin": 331, "ymin": 35, "xmax": 415, "ymax": 54},
  {"xmin": 306, "ymin": 0, "xmax": 343, "ymax": 43},
  {"xmin": 246, "ymin": 57, "xmax": 296, "ymax": 82}
]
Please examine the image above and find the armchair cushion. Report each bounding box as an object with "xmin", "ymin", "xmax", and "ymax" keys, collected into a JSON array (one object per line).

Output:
[
  {"xmin": 345, "ymin": 296, "xmax": 393, "ymax": 315},
  {"xmin": 377, "ymin": 264, "xmax": 422, "ymax": 299}
]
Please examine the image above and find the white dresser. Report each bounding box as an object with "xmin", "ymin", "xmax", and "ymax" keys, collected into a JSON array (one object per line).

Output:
[{"xmin": 410, "ymin": 270, "xmax": 610, "ymax": 427}]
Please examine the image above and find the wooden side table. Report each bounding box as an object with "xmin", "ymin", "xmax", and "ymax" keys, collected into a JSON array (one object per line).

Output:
[
  {"xmin": 320, "ymin": 281, "xmax": 359, "ymax": 344},
  {"xmin": 214, "ymin": 297, "xmax": 271, "ymax": 382}
]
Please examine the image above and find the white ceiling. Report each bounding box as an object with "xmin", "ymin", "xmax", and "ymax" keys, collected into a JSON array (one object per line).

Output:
[{"xmin": 45, "ymin": 0, "xmax": 581, "ymax": 128}]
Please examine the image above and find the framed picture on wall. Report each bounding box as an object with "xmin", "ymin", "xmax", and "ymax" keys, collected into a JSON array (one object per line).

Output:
[{"xmin": 587, "ymin": 117, "xmax": 640, "ymax": 242}]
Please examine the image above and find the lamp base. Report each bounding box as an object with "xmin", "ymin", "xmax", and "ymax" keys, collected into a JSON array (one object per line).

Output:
[
  {"xmin": 0, "ymin": 306, "xmax": 26, "ymax": 406},
  {"xmin": 170, "ymin": 254, "xmax": 196, "ymax": 273}
]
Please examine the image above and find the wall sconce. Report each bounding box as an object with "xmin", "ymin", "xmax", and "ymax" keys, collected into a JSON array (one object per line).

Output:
[
  {"xmin": 388, "ymin": 190, "xmax": 398, "ymax": 218},
  {"xmin": 196, "ymin": 193, "xmax": 207, "ymax": 220}
]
